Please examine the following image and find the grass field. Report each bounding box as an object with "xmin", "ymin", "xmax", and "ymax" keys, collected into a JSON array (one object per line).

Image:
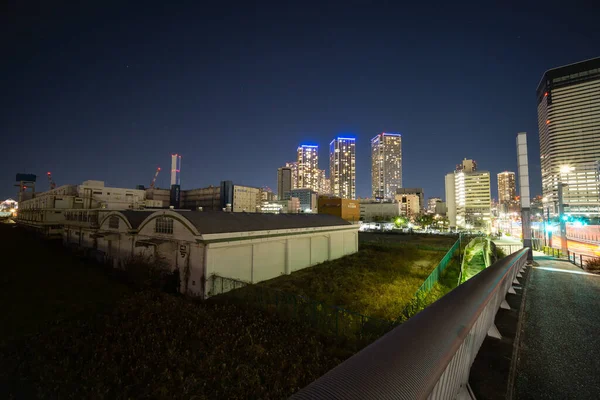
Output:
[
  {"xmin": 255, "ymin": 232, "xmax": 457, "ymax": 321},
  {"xmin": 0, "ymin": 226, "xmax": 350, "ymax": 399}
]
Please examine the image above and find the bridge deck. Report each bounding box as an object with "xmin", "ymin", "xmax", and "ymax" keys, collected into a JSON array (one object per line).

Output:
[{"xmin": 513, "ymin": 252, "xmax": 600, "ymax": 399}]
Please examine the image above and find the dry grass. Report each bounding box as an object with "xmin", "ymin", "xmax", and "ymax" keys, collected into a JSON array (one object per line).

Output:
[{"xmin": 258, "ymin": 237, "xmax": 452, "ymax": 321}]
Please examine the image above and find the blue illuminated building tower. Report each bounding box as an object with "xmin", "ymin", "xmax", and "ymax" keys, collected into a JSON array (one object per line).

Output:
[{"xmin": 329, "ymin": 137, "xmax": 356, "ymax": 200}]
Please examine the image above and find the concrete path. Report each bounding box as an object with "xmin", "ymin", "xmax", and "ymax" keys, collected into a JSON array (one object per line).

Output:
[{"xmin": 513, "ymin": 252, "xmax": 600, "ymax": 399}]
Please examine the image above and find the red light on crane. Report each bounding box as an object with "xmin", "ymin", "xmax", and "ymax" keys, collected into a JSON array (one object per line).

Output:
[{"xmin": 544, "ymin": 92, "xmax": 548, "ymax": 97}]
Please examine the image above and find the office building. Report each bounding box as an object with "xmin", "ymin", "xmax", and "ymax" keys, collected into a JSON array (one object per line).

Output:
[
  {"xmin": 395, "ymin": 194, "xmax": 421, "ymax": 218},
  {"xmin": 289, "ymin": 188, "xmax": 318, "ymax": 212},
  {"xmin": 318, "ymin": 196, "xmax": 360, "ymax": 222},
  {"xmin": 297, "ymin": 145, "xmax": 320, "ymax": 191},
  {"xmin": 537, "ymin": 57, "xmax": 600, "ymax": 216},
  {"xmin": 360, "ymin": 202, "xmax": 402, "ymax": 222},
  {"xmin": 396, "ymin": 188, "xmax": 424, "ymax": 212},
  {"xmin": 277, "ymin": 166, "xmax": 292, "ymax": 200},
  {"xmin": 371, "ymin": 132, "xmax": 402, "ymax": 199},
  {"xmin": 445, "ymin": 162, "xmax": 491, "ymax": 229},
  {"xmin": 330, "ymin": 137, "xmax": 356, "ymax": 199},
  {"xmin": 456, "ymin": 158, "xmax": 477, "ymax": 172},
  {"xmin": 427, "ymin": 197, "xmax": 442, "ymax": 214}
]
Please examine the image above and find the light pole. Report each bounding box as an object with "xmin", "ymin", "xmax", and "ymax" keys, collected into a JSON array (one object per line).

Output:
[{"xmin": 558, "ymin": 165, "xmax": 574, "ymax": 256}]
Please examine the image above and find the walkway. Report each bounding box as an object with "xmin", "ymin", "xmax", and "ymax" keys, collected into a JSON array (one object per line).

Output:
[{"xmin": 513, "ymin": 252, "xmax": 600, "ymax": 399}]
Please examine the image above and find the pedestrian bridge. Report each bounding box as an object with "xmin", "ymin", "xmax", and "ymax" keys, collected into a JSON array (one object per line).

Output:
[{"xmin": 291, "ymin": 248, "xmax": 600, "ymax": 399}]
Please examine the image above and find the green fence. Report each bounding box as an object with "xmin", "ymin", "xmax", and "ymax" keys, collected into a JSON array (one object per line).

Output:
[
  {"xmin": 397, "ymin": 238, "xmax": 461, "ymax": 323},
  {"xmin": 209, "ymin": 275, "xmax": 395, "ymax": 343}
]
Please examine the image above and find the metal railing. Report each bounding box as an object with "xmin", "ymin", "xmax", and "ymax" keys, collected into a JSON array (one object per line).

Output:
[
  {"xmin": 209, "ymin": 275, "xmax": 395, "ymax": 343},
  {"xmin": 291, "ymin": 248, "xmax": 530, "ymax": 400},
  {"xmin": 566, "ymin": 250, "xmax": 598, "ymax": 270}
]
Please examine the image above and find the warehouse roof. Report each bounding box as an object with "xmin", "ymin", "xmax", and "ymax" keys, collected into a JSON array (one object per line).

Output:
[
  {"xmin": 175, "ymin": 211, "xmax": 351, "ymax": 234},
  {"xmin": 119, "ymin": 210, "xmax": 155, "ymax": 229}
]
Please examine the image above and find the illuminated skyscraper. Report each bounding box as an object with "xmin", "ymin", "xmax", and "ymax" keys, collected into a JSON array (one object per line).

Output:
[
  {"xmin": 497, "ymin": 171, "xmax": 517, "ymax": 204},
  {"xmin": 285, "ymin": 161, "xmax": 298, "ymax": 189},
  {"xmin": 297, "ymin": 145, "xmax": 319, "ymax": 190},
  {"xmin": 445, "ymin": 159, "xmax": 491, "ymax": 229},
  {"xmin": 537, "ymin": 57, "xmax": 600, "ymax": 216},
  {"xmin": 330, "ymin": 137, "xmax": 356, "ymax": 200},
  {"xmin": 371, "ymin": 132, "xmax": 402, "ymax": 199},
  {"xmin": 318, "ymin": 169, "xmax": 331, "ymax": 194},
  {"xmin": 277, "ymin": 166, "xmax": 292, "ymax": 200}
]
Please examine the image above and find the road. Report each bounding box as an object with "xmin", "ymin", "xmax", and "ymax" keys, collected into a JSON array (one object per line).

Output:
[{"xmin": 513, "ymin": 253, "xmax": 600, "ymax": 399}]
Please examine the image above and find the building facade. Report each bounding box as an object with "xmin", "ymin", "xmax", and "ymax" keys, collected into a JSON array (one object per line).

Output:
[
  {"xmin": 497, "ymin": 171, "xmax": 517, "ymax": 203},
  {"xmin": 537, "ymin": 57, "xmax": 600, "ymax": 216},
  {"xmin": 318, "ymin": 196, "xmax": 360, "ymax": 222},
  {"xmin": 395, "ymin": 194, "xmax": 421, "ymax": 218},
  {"xmin": 289, "ymin": 188, "xmax": 318, "ymax": 212},
  {"xmin": 329, "ymin": 137, "xmax": 356, "ymax": 200},
  {"xmin": 318, "ymin": 169, "xmax": 331, "ymax": 195},
  {"xmin": 61, "ymin": 210, "xmax": 359, "ymax": 298},
  {"xmin": 371, "ymin": 132, "xmax": 402, "ymax": 199},
  {"xmin": 446, "ymin": 168, "xmax": 491, "ymax": 230},
  {"xmin": 396, "ymin": 188, "xmax": 424, "ymax": 213},
  {"xmin": 427, "ymin": 197, "xmax": 442, "ymax": 214},
  {"xmin": 297, "ymin": 145, "xmax": 320, "ymax": 191},
  {"xmin": 360, "ymin": 202, "xmax": 402, "ymax": 222},
  {"xmin": 497, "ymin": 171, "xmax": 518, "ymax": 213},
  {"xmin": 277, "ymin": 166, "xmax": 292, "ymax": 200}
]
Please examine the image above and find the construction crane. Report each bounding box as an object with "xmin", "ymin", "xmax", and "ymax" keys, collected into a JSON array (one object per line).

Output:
[
  {"xmin": 46, "ymin": 172, "xmax": 56, "ymax": 190},
  {"xmin": 149, "ymin": 167, "xmax": 161, "ymax": 189}
]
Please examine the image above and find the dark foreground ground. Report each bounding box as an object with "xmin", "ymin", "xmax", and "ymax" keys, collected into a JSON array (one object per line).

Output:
[{"xmin": 0, "ymin": 226, "xmax": 350, "ymax": 399}]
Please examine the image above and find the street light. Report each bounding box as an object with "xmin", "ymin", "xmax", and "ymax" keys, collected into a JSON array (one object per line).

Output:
[{"xmin": 558, "ymin": 165, "xmax": 574, "ymax": 256}]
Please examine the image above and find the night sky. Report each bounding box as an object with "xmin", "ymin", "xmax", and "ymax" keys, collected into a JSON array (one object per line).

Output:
[{"xmin": 2, "ymin": 1, "xmax": 599, "ymax": 201}]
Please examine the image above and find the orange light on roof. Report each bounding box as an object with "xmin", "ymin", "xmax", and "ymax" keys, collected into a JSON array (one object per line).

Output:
[
  {"xmin": 544, "ymin": 92, "xmax": 548, "ymax": 97},
  {"xmin": 546, "ymin": 120, "xmax": 550, "ymax": 124}
]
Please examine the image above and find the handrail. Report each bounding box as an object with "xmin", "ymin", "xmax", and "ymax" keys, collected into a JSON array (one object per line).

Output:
[{"xmin": 291, "ymin": 248, "xmax": 529, "ymax": 400}]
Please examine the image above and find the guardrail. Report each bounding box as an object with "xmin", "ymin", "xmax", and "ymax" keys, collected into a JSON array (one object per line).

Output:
[
  {"xmin": 291, "ymin": 248, "xmax": 529, "ymax": 400},
  {"xmin": 566, "ymin": 250, "xmax": 598, "ymax": 270}
]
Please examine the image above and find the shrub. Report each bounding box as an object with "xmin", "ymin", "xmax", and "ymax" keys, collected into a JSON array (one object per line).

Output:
[
  {"xmin": 584, "ymin": 257, "xmax": 600, "ymax": 273},
  {"xmin": 121, "ymin": 254, "xmax": 179, "ymax": 292}
]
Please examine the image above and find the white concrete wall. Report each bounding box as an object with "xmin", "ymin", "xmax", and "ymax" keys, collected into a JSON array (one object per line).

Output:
[{"xmin": 205, "ymin": 227, "xmax": 359, "ymax": 297}]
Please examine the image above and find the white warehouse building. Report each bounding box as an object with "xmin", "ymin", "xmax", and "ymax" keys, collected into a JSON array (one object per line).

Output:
[{"xmin": 63, "ymin": 210, "xmax": 359, "ymax": 298}]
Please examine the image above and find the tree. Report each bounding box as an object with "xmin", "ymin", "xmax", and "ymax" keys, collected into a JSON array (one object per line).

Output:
[{"xmin": 416, "ymin": 214, "xmax": 434, "ymax": 229}]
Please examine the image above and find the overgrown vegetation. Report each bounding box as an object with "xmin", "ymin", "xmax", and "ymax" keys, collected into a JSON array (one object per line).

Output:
[
  {"xmin": 0, "ymin": 226, "xmax": 350, "ymax": 399},
  {"xmin": 256, "ymin": 239, "xmax": 453, "ymax": 321},
  {"xmin": 584, "ymin": 257, "xmax": 600, "ymax": 273}
]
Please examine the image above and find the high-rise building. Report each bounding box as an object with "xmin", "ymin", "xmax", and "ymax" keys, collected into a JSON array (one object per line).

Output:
[
  {"xmin": 277, "ymin": 166, "xmax": 292, "ymax": 200},
  {"xmin": 285, "ymin": 162, "xmax": 299, "ymax": 189},
  {"xmin": 497, "ymin": 171, "xmax": 517, "ymax": 203},
  {"xmin": 317, "ymin": 169, "xmax": 331, "ymax": 194},
  {"xmin": 297, "ymin": 145, "xmax": 319, "ymax": 190},
  {"xmin": 330, "ymin": 137, "xmax": 356, "ymax": 199},
  {"xmin": 456, "ymin": 158, "xmax": 477, "ymax": 173},
  {"xmin": 396, "ymin": 188, "xmax": 424, "ymax": 213},
  {"xmin": 445, "ymin": 160, "xmax": 491, "ymax": 229},
  {"xmin": 371, "ymin": 132, "xmax": 402, "ymax": 199},
  {"xmin": 537, "ymin": 57, "xmax": 600, "ymax": 216},
  {"xmin": 427, "ymin": 197, "xmax": 442, "ymax": 214}
]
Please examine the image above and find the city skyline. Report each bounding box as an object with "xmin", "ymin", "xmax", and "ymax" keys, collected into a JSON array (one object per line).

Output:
[{"xmin": 2, "ymin": 3, "xmax": 599, "ymax": 202}]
